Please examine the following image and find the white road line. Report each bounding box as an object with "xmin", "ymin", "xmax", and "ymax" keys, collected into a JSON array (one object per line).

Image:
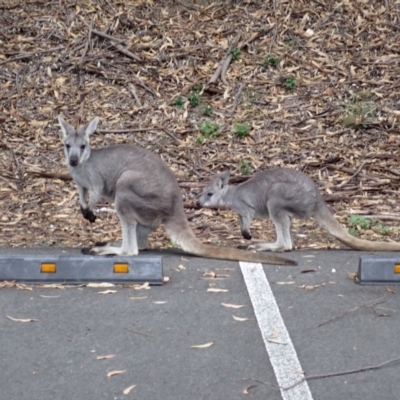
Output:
[{"xmin": 240, "ymin": 262, "xmax": 313, "ymax": 400}]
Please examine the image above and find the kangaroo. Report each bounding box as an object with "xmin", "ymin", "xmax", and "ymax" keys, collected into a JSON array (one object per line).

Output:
[
  {"xmin": 197, "ymin": 168, "xmax": 400, "ymax": 252},
  {"xmin": 57, "ymin": 116, "xmax": 296, "ymax": 265}
]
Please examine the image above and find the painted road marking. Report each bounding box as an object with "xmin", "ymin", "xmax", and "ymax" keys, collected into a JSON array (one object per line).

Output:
[{"xmin": 240, "ymin": 262, "xmax": 313, "ymax": 400}]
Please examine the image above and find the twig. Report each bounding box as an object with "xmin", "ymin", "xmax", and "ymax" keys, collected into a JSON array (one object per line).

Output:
[
  {"xmin": 128, "ymin": 84, "xmax": 142, "ymax": 107},
  {"xmin": 97, "ymin": 128, "xmax": 156, "ymax": 134},
  {"xmin": 283, "ymin": 356, "xmax": 400, "ymax": 391},
  {"xmin": 79, "ymin": 19, "xmax": 93, "ymax": 66},
  {"xmin": 90, "ymin": 28, "xmax": 127, "ymax": 44},
  {"xmin": 317, "ymin": 298, "xmax": 386, "ymax": 328},
  {"xmin": 220, "ymin": 33, "xmax": 241, "ymax": 85},
  {"xmin": 26, "ymin": 170, "xmax": 71, "ymax": 181},
  {"xmin": 338, "ymin": 161, "xmax": 367, "ymax": 188},
  {"xmin": 362, "ymin": 215, "xmax": 400, "ymax": 222},
  {"xmin": 0, "ymin": 46, "xmax": 65, "ymax": 66},
  {"xmin": 110, "ymin": 41, "xmax": 142, "ymax": 62},
  {"xmin": 228, "ymin": 82, "xmax": 245, "ymax": 116},
  {"xmin": 124, "ymin": 327, "xmax": 156, "ymax": 338}
]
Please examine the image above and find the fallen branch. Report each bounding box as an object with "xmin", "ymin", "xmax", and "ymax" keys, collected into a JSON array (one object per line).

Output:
[
  {"xmin": 317, "ymin": 298, "xmax": 386, "ymax": 328},
  {"xmin": 110, "ymin": 40, "xmax": 142, "ymax": 62},
  {"xmin": 128, "ymin": 84, "xmax": 142, "ymax": 107},
  {"xmin": 283, "ymin": 356, "xmax": 400, "ymax": 391},
  {"xmin": 228, "ymin": 82, "xmax": 245, "ymax": 116}
]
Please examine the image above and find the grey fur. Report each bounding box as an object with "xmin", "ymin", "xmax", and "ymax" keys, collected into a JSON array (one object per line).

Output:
[
  {"xmin": 197, "ymin": 168, "xmax": 400, "ymax": 252},
  {"xmin": 57, "ymin": 116, "xmax": 296, "ymax": 265}
]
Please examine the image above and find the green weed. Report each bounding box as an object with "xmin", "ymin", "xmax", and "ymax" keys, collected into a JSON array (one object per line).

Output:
[
  {"xmin": 174, "ymin": 96, "xmax": 184, "ymax": 109},
  {"xmin": 188, "ymin": 92, "xmax": 200, "ymax": 107},
  {"xmin": 230, "ymin": 47, "xmax": 241, "ymax": 61},
  {"xmin": 234, "ymin": 122, "xmax": 249, "ymax": 138},
  {"xmin": 283, "ymin": 77, "xmax": 297, "ymax": 90},
  {"xmin": 240, "ymin": 160, "xmax": 253, "ymax": 175},
  {"xmin": 198, "ymin": 119, "xmax": 221, "ymax": 138},
  {"xmin": 264, "ymin": 54, "xmax": 280, "ymax": 68}
]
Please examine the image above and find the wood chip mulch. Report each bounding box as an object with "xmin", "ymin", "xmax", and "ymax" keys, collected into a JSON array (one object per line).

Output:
[{"xmin": 1, "ymin": 0, "xmax": 400, "ymax": 251}]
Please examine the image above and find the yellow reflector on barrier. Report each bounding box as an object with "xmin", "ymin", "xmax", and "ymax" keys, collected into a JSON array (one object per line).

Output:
[
  {"xmin": 394, "ymin": 264, "xmax": 400, "ymax": 274},
  {"xmin": 114, "ymin": 263, "xmax": 129, "ymax": 273},
  {"xmin": 41, "ymin": 263, "xmax": 56, "ymax": 273}
]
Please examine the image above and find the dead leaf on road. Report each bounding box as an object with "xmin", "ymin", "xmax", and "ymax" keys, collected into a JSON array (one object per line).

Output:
[
  {"xmin": 87, "ymin": 283, "xmax": 115, "ymax": 288},
  {"xmin": 107, "ymin": 370, "xmax": 126, "ymax": 377},
  {"xmin": 190, "ymin": 342, "xmax": 213, "ymax": 349},
  {"xmin": 123, "ymin": 384, "xmax": 137, "ymax": 395},
  {"xmin": 243, "ymin": 385, "xmax": 257, "ymax": 395},
  {"xmin": 129, "ymin": 296, "xmax": 148, "ymax": 300},
  {"xmin": 39, "ymin": 295, "xmax": 61, "ymax": 298},
  {"xmin": 232, "ymin": 315, "xmax": 250, "ymax": 322},
  {"xmin": 207, "ymin": 288, "xmax": 228, "ymax": 293},
  {"xmin": 97, "ymin": 290, "xmax": 117, "ymax": 295},
  {"xmin": 222, "ymin": 303, "xmax": 245, "ymax": 309},
  {"xmin": 96, "ymin": 354, "xmax": 116, "ymax": 360},
  {"xmin": 6, "ymin": 315, "xmax": 38, "ymax": 322},
  {"xmin": 16, "ymin": 284, "xmax": 33, "ymax": 291},
  {"xmin": 267, "ymin": 331, "xmax": 280, "ymax": 340},
  {"xmin": 275, "ymin": 281, "xmax": 295, "ymax": 285},
  {"xmin": 134, "ymin": 282, "xmax": 150, "ymax": 290},
  {"xmin": 153, "ymin": 301, "xmax": 167, "ymax": 304}
]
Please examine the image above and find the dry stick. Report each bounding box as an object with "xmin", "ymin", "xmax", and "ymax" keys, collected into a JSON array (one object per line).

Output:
[
  {"xmin": 132, "ymin": 74, "xmax": 158, "ymax": 97},
  {"xmin": 79, "ymin": 18, "xmax": 93, "ymax": 66},
  {"xmin": 208, "ymin": 33, "xmax": 241, "ymax": 84},
  {"xmin": 0, "ymin": 45, "xmax": 65, "ymax": 66},
  {"xmin": 362, "ymin": 215, "xmax": 400, "ymax": 221},
  {"xmin": 97, "ymin": 128, "xmax": 156, "ymax": 134},
  {"xmin": 228, "ymin": 82, "xmax": 245, "ymax": 116},
  {"xmin": 128, "ymin": 84, "xmax": 142, "ymax": 107},
  {"xmin": 283, "ymin": 356, "xmax": 400, "ymax": 391},
  {"xmin": 90, "ymin": 28, "xmax": 127, "ymax": 44},
  {"xmin": 124, "ymin": 328, "xmax": 156, "ymax": 338},
  {"xmin": 317, "ymin": 298, "xmax": 386, "ymax": 328},
  {"xmin": 326, "ymin": 164, "xmax": 398, "ymax": 183},
  {"xmin": 220, "ymin": 33, "xmax": 241, "ymax": 85},
  {"xmin": 337, "ymin": 161, "xmax": 367, "ymax": 188},
  {"xmin": 291, "ymin": 130, "xmax": 347, "ymax": 142},
  {"xmin": 110, "ymin": 41, "xmax": 142, "ymax": 62}
]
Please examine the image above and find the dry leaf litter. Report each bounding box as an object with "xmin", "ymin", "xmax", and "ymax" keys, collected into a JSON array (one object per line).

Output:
[{"xmin": 1, "ymin": 0, "xmax": 400, "ymax": 252}]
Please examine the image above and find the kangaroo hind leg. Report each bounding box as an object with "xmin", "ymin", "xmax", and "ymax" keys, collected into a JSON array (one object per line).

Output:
[
  {"xmin": 249, "ymin": 200, "xmax": 293, "ymax": 252},
  {"xmin": 86, "ymin": 218, "xmax": 139, "ymax": 256}
]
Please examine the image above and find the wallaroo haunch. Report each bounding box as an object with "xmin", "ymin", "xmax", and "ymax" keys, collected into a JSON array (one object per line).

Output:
[
  {"xmin": 197, "ymin": 169, "xmax": 400, "ymax": 252},
  {"xmin": 57, "ymin": 116, "xmax": 296, "ymax": 266}
]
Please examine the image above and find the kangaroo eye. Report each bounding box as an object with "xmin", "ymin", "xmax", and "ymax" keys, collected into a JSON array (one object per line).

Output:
[
  {"xmin": 80, "ymin": 144, "xmax": 86, "ymax": 150},
  {"xmin": 207, "ymin": 192, "xmax": 213, "ymax": 197},
  {"xmin": 65, "ymin": 143, "xmax": 70, "ymax": 149}
]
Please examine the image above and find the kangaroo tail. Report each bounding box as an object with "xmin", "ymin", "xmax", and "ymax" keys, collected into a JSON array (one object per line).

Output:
[
  {"xmin": 315, "ymin": 204, "xmax": 400, "ymax": 251},
  {"xmin": 167, "ymin": 223, "xmax": 297, "ymax": 266}
]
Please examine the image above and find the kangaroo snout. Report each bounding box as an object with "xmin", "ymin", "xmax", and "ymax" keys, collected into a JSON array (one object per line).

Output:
[{"xmin": 69, "ymin": 157, "xmax": 79, "ymax": 167}]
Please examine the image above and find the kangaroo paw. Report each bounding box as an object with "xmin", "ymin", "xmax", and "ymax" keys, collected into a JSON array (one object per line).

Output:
[{"xmin": 80, "ymin": 206, "xmax": 97, "ymax": 223}]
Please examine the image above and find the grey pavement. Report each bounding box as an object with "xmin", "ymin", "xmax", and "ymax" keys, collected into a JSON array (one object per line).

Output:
[{"xmin": 0, "ymin": 248, "xmax": 400, "ymax": 400}]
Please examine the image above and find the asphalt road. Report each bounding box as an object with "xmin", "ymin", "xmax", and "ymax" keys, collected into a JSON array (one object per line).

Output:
[{"xmin": 0, "ymin": 248, "xmax": 400, "ymax": 400}]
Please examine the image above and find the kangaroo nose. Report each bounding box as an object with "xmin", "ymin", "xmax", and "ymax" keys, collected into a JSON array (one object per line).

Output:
[{"xmin": 69, "ymin": 157, "xmax": 78, "ymax": 167}]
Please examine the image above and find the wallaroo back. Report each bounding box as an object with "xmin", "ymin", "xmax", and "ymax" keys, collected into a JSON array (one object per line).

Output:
[
  {"xmin": 57, "ymin": 116, "xmax": 296, "ymax": 265},
  {"xmin": 197, "ymin": 169, "xmax": 400, "ymax": 252}
]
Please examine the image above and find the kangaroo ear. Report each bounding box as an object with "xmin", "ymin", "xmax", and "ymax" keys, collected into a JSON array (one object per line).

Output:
[
  {"xmin": 58, "ymin": 115, "xmax": 74, "ymax": 139},
  {"xmin": 217, "ymin": 171, "xmax": 230, "ymax": 188},
  {"xmin": 84, "ymin": 117, "xmax": 99, "ymax": 137}
]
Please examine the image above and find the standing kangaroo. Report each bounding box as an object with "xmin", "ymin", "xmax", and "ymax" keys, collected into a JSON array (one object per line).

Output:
[
  {"xmin": 57, "ymin": 116, "xmax": 296, "ymax": 265},
  {"xmin": 197, "ymin": 169, "xmax": 400, "ymax": 252}
]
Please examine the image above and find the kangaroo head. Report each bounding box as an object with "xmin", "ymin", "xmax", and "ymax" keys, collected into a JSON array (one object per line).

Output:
[
  {"xmin": 58, "ymin": 116, "xmax": 99, "ymax": 167},
  {"xmin": 197, "ymin": 171, "xmax": 230, "ymax": 208}
]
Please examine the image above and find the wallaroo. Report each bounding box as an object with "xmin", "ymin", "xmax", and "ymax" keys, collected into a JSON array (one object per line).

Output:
[
  {"xmin": 57, "ymin": 116, "xmax": 296, "ymax": 266},
  {"xmin": 197, "ymin": 169, "xmax": 400, "ymax": 252}
]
